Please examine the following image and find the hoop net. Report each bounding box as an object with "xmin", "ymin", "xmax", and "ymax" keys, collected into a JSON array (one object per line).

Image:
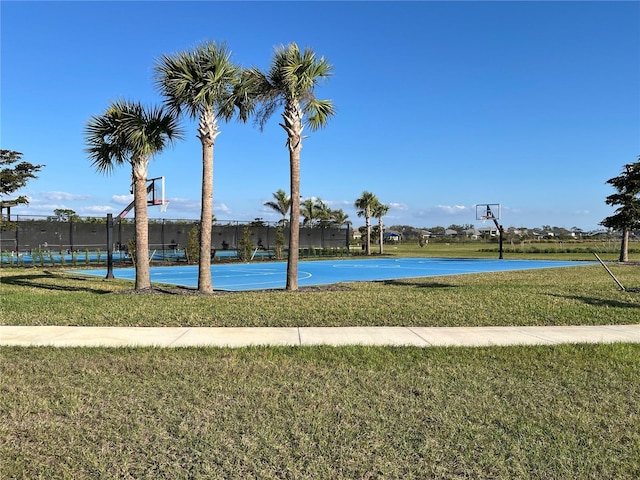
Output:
[{"xmin": 152, "ymin": 200, "xmax": 170, "ymax": 212}]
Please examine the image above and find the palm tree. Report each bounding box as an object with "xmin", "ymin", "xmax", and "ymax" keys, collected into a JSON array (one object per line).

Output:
[
  {"xmin": 315, "ymin": 199, "xmax": 334, "ymax": 227},
  {"xmin": 245, "ymin": 43, "xmax": 334, "ymax": 291},
  {"xmin": 372, "ymin": 201, "xmax": 390, "ymax": 255},
  {"xmin": 355, "ymin": 191, "xmax": 378, "ymax": 256},
  {"xmin": 85, "ymin": 100, "xmax": 182, "ymax": 290},
  {"xmin": 330, "ymin": 208, "xmax": 350, "ymax": 227},
  {"xmin": 155, "ymin": 41, "xmax": 247, "ymax": 294},
  {"xmin": 264, "ymin": 189, "xmax": 291, "ymax": 224},
  {"xmin": 300, "ymin": 198, "xmax": 318, "ymax": 226}
]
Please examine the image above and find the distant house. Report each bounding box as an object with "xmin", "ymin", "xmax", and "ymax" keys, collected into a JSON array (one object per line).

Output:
[
  {"xmin": 383, "ymin": 230, "xmax": 402, "ymax": 242},
  {"xmin": 464, "ymin": 228, "xmax": 480, "ymax": 238},
  {"xmin": 478, "ymin": 226, "xmax": 498, "ymax": 237}
]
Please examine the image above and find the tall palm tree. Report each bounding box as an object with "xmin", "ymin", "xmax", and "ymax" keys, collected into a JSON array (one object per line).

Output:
[
  {"xmin": 85, "ymin": 100, "xmax": 182, "ymax": 290},
  {"xmin": 372, "ymin": 201, "xmax": 390, "ymax": 255},
  {"xmin": 355, "ymin": 191, "xmax": 378, "ymax": 256},
  {"xmin": 244, "ymin": 43, "xmax": 334, "ymax": 291},
  {"xmin": 155, "ymin": 41, "xmax": 247, "ymax": 294},
  {"xmin": 264, "ymin": 189, "xmax": 291, "ymax": 225}
]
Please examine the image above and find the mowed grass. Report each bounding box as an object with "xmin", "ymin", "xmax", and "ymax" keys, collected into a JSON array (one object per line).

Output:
[
  {"xmin": 2, "ymin": 344, "xmax": 639, "ymax": 479},
  {"xmin": 2, "ymin": 261, "xmax": 639, "ymax": 327},
  {"xmin": 2, "ymin": 245, "xmax": 639, "ymax": 478}
]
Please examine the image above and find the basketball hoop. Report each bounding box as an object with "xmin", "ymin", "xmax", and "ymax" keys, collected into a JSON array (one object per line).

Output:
[
  {"xmin": 475, "ymin": 204, "xmax": 501, "ymax": 224},
  {"xmin": 158, "ymin": 201, "xmax": 169, "ymax": 213},
  {"xmin": 475, "ymin": 203, "xmax": 504, "ymax": 259}
]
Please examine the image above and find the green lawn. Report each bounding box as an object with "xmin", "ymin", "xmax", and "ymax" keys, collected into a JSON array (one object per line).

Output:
[
  {"xmin": 1, "ymin": 244, "xmax": 639, "ymax": 479},
  {"xmin": 1, "ymin": 344, "xmax": 639, "ymax": 479},
  {"xmin": 1, "ymin": 262, "xmax": 639, "ymax": 327}
]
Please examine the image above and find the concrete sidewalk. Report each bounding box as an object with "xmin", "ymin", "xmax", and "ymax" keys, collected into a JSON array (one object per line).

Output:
[{"xmin": 1, "ymin": 324, "xmax": 639, "ymax": 348}]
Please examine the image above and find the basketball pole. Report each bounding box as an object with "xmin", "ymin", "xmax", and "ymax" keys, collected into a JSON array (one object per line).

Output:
[
  {"xmin": 489, "ymin": 216, "xmax": 504, "ymax": 260},
  {"xmin": 480, "ymin": 204, "xmax": 504, "ymax": 260}
]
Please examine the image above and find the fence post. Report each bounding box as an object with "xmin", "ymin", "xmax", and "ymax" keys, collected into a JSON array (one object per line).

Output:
[
  {"xmin": 105, "ymin": 213, "xmax": 115, "ymax": 279},
  {"xmin": 69, "ymin": 217, "xmax": 74, "ymax": 252},
  {"xmin": 161, "ymin": 218, "xmax": 165, "ymax": 261},
  {"xmin": 16, "ymin": 215, "xmax": 20, "ymax": 252}
]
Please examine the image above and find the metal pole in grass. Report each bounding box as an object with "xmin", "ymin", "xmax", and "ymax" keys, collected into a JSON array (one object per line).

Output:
[
  {"xmin": 593, "ymin": 252, "xmax": 625, "ymax": 291},
  {"xmin": 105, "ymin": 213, "xmax": 115, "ymax": 279}
]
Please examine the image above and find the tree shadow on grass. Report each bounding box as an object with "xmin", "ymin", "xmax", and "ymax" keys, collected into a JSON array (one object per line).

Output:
[
  {"xmin": 378, "ymin": 279, "xmax": 458, "ymax": 289},
  {"xmin": 1, "ymin": 270, "xmax": 114, "ymax": 294},
  {"xmin": 548, "ymin": 293, "xmax": 640, "ymax": 310}
]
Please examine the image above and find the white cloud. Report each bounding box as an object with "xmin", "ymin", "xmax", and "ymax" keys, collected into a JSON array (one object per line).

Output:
[
  {"xmin": 112, "ymin": 194, "xmax": 134, "ymax": 205},
  {"xmin": 389, "ymin": 202, "xmax": 408, "ymax": 211},
  {"xmin": 214, "ymin": 202, "xmax": 231, "ymax": 215},
  {"xmin": 165, "ymin": 197, "xmax": 199, "ymax": 210},
  {"xmin": 325, "ymin": 199, "xmax": 352, "ymax": 208},
  {"xmin": 41, "ymin": 191, "xmax": 91, "ymax": 201},
  {"xmin": 79, "ymin": 205, "xmax": 116, "ymax": 215},
  {"xmin": 436, "ymin": 204, "xmax": 470, "ymax": 215}
]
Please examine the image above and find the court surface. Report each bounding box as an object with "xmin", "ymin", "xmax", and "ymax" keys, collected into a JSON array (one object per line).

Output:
[{"xmin": 74, "ymin": 257, "xmax": 594, "ymax": 292}]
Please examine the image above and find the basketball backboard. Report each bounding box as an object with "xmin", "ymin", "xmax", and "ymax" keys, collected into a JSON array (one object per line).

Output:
[
  {"xmin": 116, "ymin": 176, "xmax": 168, "ymax": 219},
  {"xmin": 148, "ymin": 176, "xmax": 169, "ymax": 212},
  {"xmin": 147, "ymin": 176, "xmax": 166, "ymax": 206},
  {"xmin": 475, "ymin": 204, "xmax": 501, "ymax": 221}
]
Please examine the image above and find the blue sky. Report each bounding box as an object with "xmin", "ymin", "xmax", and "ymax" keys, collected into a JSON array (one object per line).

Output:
[{"xmin": 2, "ymin": 1, "xmax": 639, "ymax": 231}]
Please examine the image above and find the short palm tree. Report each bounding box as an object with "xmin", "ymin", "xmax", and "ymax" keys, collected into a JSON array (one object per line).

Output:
[
  {"xmin": 355, "ymin": 191, "xmax": 378, "ymax": 256},
  {"xmin": 85, "ymin": 100, "xmax": 182, "ymax": 290},
  {"xmin": 315, "ymin": 199, "xmax": 333, "ymax": 227},
  {"xmin": 264, "ymin": 189, "xmax": 291, "ymax": 225},
  {"xmin": 372, "ymin": 201, "xmax": 390, "ymax": 255},
  {"xmin": 155, "ymin": 41, "xmax": 247, "ymax": 294},
  {"xmin": 330, "ymin": 208, "xmax": 350, "ymax": 227},
  {"xmin": 300, "ymin": 198, "xmax": 316, "ymax": 226},
  {"xmin": 244, "ymin": 43, "xmax": 334, "ymax": 291}
]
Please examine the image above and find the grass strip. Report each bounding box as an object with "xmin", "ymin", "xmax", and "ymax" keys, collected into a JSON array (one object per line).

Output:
[
  {"xmin": 2, "ymin": 263, "xmax": 639, "ymax": 327},
  {"xmin": 1, "ymin": 344, "xmax": 638, "ymax": 479}
]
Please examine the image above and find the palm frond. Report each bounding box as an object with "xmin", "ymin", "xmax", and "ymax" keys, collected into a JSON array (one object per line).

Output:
[
  {"xmin": 85, "ymin": 100, "xmax": 183, "ymax": 175},
  {"xmin": 250, "ymin": 43, "xmax": 334, "ymax": 132},
  {"xmin": 155, "ymin": 41, "xmax": 243, "ymax": 124},
  {"xmin": 304, "ymin": 99, "xmax": 335, "ymax": 131}
]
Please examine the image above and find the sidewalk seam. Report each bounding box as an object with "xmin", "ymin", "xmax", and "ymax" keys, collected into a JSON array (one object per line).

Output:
[
  {"xmin": 167, "ymin": 328, "xmax": 192, "ymax": 347},
  {"xmin": 514, "ymin": 328, "xmax": 561, "ymax": 345},
  {"xmin": 405, "ymin": 327, "xmax": 432, "ymax": 346}
]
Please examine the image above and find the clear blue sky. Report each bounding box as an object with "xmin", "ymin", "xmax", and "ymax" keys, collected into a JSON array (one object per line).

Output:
[{"xmin": 2, "ymin": 1, "xmax": 639, "ymax": 231}]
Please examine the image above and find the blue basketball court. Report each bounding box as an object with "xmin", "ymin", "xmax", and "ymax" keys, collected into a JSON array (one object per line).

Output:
[{"xmin": 73, "ymin": 257, "xmax": 594, "ymax": 291}]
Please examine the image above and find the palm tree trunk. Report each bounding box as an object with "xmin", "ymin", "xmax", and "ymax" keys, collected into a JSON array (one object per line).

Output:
[
  {"xmin": 197, "ymin": 111, "xmax": 218, "ymax": 294},
  {"xmin": 132, "ymin": 160, "xmax": 151, "ymax": 290},
  {"xmin": 283, "ymin": 103, "xmax": 303, "ymax": 291},
  {"xmin": 379, "ymin": 219, "xmax": 384, "ymax": 255},
  {"xmin": 287, "ymin": 148, "xmax": 301, "ymax": 291},
  {"xmin": 365, "ymin": 211, "xmax": 371, "ymax": 256}
]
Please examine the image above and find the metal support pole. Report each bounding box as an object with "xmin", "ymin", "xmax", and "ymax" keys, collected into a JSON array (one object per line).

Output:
[
  {"xmin": 105, "ymin": 213, "xmax": 115, "ymax": 279},
  {"xmin": 594, "ymin": 253, "xmax": 625, "ymax": 291},
  {"xmin": 492, "ymin": 217, "xmax": 504, "ymax": 260}
]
